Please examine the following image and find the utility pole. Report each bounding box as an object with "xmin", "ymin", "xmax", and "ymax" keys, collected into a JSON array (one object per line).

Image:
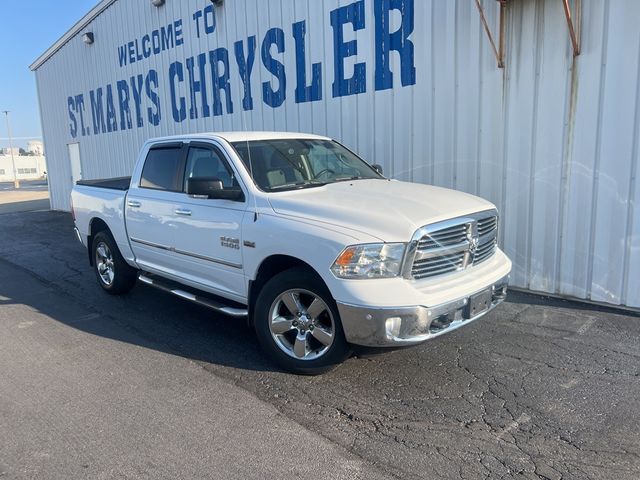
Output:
[{"xmin": 2, "ymin": 111, "xmax": 19, "ymax": 189}]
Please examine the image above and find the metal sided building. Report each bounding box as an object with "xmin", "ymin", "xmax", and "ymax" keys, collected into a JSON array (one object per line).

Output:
[{"xmin": 31, "ymin": 0, "xmax": 640, "ymax": 309}]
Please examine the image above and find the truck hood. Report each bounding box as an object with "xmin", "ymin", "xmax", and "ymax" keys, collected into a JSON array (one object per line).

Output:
[{"xmin": 267, "ymin": 179, "xmax": 496, "ymax": 242}]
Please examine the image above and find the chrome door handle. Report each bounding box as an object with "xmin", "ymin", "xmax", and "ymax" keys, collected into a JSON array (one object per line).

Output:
[
  {"xmin": 127, "ymin": 200, "xmax": 141, "ymax": 208},
  {"xmin": 175, "ymin": 208, "xmax": 192, "ymax": 216}
]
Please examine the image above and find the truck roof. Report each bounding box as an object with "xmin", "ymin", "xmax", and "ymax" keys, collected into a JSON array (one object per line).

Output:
[{"xmin": 147, "ymin": 131, "xmax": 332, "ymax": 144}]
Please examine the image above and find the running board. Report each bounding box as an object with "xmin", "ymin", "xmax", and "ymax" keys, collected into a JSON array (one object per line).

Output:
[{"xmin": 138, "ymin": 274, "xmax": 248, "ymax": 318}]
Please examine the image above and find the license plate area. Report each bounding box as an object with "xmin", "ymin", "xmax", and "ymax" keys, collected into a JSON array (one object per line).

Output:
[{"xmin": 465, "ymin": 289, "xmax": 492, "ymax": 318}]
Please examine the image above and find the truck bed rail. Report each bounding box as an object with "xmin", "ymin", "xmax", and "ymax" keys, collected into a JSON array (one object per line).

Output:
[{"xmin": 76, "ymin": 177, "xmax": 131, "ymax": 191}]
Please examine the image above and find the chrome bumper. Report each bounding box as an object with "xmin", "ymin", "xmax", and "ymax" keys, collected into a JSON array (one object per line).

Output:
[{"xmin": 337, "ymin": 275, "xmax": 509, "ymax": 347}]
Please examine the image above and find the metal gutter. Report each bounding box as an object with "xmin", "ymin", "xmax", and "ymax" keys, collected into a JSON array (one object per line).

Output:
[{"xmin": 29, "ymin": 0, "xmax": 117, "ymax": 71}]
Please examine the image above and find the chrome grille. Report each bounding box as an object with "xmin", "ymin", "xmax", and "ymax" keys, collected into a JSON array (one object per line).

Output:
[
  {"xmin": 475, "ymin": 237, "xmax": 497, "ymax": 264},
  {"xmin": 406, "ymin": 211, "xmax": 498, "ymax": 280},
  {"xmin": 411, "ymin": 252, "xmax": 466, "ymax": 278},
  {"xmin": 478, "ymin": 216, "xmax": 497, "ymax": 236},
  {"xmin": 417, "ymin": 224, "xmax": 467, "ymax": 250}
]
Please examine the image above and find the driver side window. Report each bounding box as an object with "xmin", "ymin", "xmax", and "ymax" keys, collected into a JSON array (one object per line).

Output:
[{"xmin": 184, "ymin": 146, "xmax": 236, "ymax": 191}]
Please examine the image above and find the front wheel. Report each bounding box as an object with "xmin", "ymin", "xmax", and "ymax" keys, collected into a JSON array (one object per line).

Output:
[{"xmin": 254, "ymin": 268, "xmax": 351, "ymax": 375}]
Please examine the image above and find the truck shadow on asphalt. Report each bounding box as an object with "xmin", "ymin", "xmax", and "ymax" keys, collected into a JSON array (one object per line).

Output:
[
  {"xmin": 0, "ymin": 211, "xmax": 415, "ymax": 376},
  {"xmin": 0, "ymin": 254, "xmax": 283, "ymax": 374}
]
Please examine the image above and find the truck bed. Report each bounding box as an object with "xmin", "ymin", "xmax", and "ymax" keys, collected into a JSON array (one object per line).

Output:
[{"xmin": 76, "ymin": 177, "xmax": 131, "ymax": 191}]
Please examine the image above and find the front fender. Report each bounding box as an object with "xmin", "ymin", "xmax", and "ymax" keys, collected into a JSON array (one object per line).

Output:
[{"xmin": 241, "ymin": 212, "xmax": 379, "ymax": 293}]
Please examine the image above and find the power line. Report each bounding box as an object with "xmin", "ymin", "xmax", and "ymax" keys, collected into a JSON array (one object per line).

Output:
[{"xmin": 0, "ymin": 136, "xmax": 43, "ymax": 141}]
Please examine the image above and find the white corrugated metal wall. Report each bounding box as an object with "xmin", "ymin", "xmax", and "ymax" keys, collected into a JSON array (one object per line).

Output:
[{"xmin": 32, "ymin": 0, "xmax": 640, "ymax": 308}]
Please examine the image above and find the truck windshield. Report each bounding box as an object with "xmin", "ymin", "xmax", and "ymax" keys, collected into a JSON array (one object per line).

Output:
[{"xmin": 231, "ymin": 139, "xmax": 383, "ymax": 192}]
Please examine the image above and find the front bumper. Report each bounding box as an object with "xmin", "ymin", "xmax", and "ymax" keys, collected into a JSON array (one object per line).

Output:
[{"xmin": 336, "ymin": 275, "xmax": 509, "ymax": 347}]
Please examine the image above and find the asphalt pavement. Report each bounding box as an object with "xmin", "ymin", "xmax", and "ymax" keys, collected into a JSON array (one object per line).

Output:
[
  {"xmin": 0, "ymin": 207, "xmax": 638, "ymax": 479},
  {"xmin": 0, "ymin": 181, "xmax": 49, "ymax": 213},
  {"xmin": 0, "ymin": 180, "xmax": 49, "ymax": 191}
]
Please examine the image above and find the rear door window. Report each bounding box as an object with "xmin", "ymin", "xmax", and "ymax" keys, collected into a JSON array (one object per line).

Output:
[{"xmin": 140, "ymin": 146, "xmax": 184, "ymax": 191}]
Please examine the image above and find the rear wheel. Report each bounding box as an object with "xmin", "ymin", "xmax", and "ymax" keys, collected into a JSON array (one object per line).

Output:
[
  {"xmin": 254, "ymin": 268, "xmax": 350, "ymax": 374},
  {"xmin": 92, "ymin": 231, "xmax": 137, "ymax": 294}
]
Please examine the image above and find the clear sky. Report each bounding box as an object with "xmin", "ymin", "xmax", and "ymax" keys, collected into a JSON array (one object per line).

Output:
[{"xmin": 0, "ymin": 0, "xmax": 97, "ymax": 148}]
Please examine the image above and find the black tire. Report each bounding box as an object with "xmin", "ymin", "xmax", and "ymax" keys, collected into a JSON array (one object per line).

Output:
[
  {"xmin": 254, "ymin": 267, "xmax": 351, "ymax": 375},
  {"xmin": 92, "ymin": 230, "xmax": 137, "ymax": 295}
]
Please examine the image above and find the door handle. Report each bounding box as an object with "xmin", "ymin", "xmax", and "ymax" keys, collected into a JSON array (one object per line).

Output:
[
  {"xmin": 175, "ymin": 208, "xmax": 192, "ymax": 216},
  {"xmin": 127, "ymin": 200, "xmax": 141, "ymax": 208}
]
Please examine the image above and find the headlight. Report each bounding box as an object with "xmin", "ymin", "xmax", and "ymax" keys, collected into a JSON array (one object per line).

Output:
[{"xmin": 331, "ymin": 243, "xmax": 406, "ymax": 279}]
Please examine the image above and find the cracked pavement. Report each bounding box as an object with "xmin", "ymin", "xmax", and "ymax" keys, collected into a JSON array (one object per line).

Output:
[{"xmin": 0, "ymin": 211, "xmax": 638, "ymax": 479}]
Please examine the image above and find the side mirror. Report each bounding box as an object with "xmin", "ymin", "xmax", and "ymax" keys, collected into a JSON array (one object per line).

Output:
[
  {"xmin": 372, "ymin": 164, "xmax": 384, "ymax": 175},
  {"xmin": 186, "ymin": 177, "xmax": 245, "ymax": 202}
]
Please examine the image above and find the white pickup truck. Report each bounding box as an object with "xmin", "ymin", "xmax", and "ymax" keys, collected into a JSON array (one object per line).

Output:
[{"xmin": 71, "ymin": 132, "xmax": 511, "ymax": 374}]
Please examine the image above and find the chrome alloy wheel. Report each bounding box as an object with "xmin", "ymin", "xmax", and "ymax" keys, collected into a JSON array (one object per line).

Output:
[
  {"xmin": 268, "ymin": 289, "xmax": 335, "ymax": 360},
  {"xmin": 95, "ymin": 241, "xmax": 115, "ymax": 286}
]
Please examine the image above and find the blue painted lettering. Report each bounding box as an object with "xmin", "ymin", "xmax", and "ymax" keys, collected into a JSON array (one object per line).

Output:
[
  {"xmin": 161, "ymin": 24, "xmax": 174, "ymax": 51},
  {"xmin": 169, "ymin": 61, "xmax": 187, "ymax": 123},
  {"xmin": 75, "ymin": 95, "xmax": 87, "ymax": 136},
  {"xmin": 210, "ymin": 48, "xmax": 233, "ymax": 116},
  {"xmin": 152, "ymin": 30, "xmax": 161, "ymax": 54},
  {"xmin": 261, "ymin": 28, "xmax": 286, "ymax": 108},
  {"xmin": 116, "ymin": 80, "xmax": 132, "ymax": 130},
  {"xmin": 105, "ymin": 84, "xmax": 118, "ymax": 133},
  {"xmin": 293, "ymin": 20, "xmax": 322, "ymax": 103},
  {"xmin": 130, "ymin": 74, "xmax": 145, "ymax": 128},
  {"xmin": 146, "ymin": 70, "xmax": 161, "ymax": 126},
  {"xmin": 375, "ymin": 0, "xmax": 416, "ymax": 91},
  {"xmin": 118, "ymin": 45, "xmax": 127, "ymax": 68},
  {"xmin": 75, "ymin": 3, "xmax": 418, "ymax": 138},
  {"xmin": 175, "ymin": 19, "xmax": 184, "ymax": 46},
  {"xmin": 193, "ymin": 10, "xmax": 203, "ymax": 38},
  {"xmin": 68, "ymin": 97, "xmax": 77, "ymax": 138},
  {"xmin": 331, "ymin": 0, "xmax": 366, "ymax": 97},
  {"xmin": 234, "ymin": 36, "xmax": 257, "ymax": 111},
  {"xmin": 89, "ymin": 88, "xmax": 106, "ymax": 135},
  {"xmin": 186, "ymin": 54, "xmax": 211, "ymax": 119},
  {"xmin": 128, "ymin": 42, "xmax": 136, "ymax": 64},
  {"xmin": 142, "ymin": 35, "xmax": 151, "ymax": 59},
  {"xmin": 204, "ymin": 6, "xmax": 216, "ymax": 35}
]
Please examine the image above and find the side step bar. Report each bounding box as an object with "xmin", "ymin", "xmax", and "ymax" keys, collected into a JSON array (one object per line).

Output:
[{"xmin": 138, "ymin": 274, "xmax": 248, "ymax": 318}]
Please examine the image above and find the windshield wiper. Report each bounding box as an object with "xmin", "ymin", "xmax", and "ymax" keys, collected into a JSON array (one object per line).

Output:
[
  {"xmin": 333, "ymin": 175, "xmax": 368, "ymax": 182},
  {"xmin": 268, "ymin": 180, "xmax": 327, "ymax": 191}
]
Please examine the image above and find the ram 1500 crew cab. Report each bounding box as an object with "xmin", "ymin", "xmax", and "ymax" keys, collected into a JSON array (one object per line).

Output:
[{"xmin": 71, "ymin": 132, "xmax": 511, "ymax": 374}]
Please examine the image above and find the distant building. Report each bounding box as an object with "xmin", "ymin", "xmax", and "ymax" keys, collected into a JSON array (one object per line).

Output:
[
  {"xmin": 27, "ymin": 140, "xmax": 44, "ymax": 155},
  {"xmin": 1, "ymin": 147, "xmax": 19, "ymax": 156},
  {"xmin": 0, "ymin": 154, "xmax": 46, "ymax": 181}
]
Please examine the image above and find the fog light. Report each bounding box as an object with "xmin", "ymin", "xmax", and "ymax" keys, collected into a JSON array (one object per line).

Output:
[
  {"xmin": 385, "ymin": 316, "xmax": 402, "ymax": 338},
  {"xmin": 492, "ymin": 284, "xmax": 508, "ymax": 302},
  {"xmin": 430, "ymin": 314, "xmax": 453, "ymax": 333}
]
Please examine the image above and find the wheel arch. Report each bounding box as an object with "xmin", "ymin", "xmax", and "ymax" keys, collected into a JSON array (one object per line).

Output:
[
  {"xmin": 87, "ymin": 217, "xmax": 112, "ymax": 266},
  {"xmin": 248, "ymin": 254, "xmax": 329, "ymax": 326}
]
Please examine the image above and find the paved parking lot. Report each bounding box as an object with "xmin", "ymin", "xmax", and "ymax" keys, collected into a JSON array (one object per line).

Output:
[
  {"xmin": 0, "ymin": 180, "xmax": 49, "ymax": 192},
  {"xmin": 0, "ymin": 181, "xmax": 49, "ymax": 214},
  {"xmin": 0, "ymin": 209, "xmax": 638, "ymax": 479}
]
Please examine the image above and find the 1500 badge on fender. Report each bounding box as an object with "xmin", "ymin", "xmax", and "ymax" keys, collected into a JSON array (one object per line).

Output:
[{"xmin": 220, "ymin": 236, "xmax": 240, "ymax": 249}]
